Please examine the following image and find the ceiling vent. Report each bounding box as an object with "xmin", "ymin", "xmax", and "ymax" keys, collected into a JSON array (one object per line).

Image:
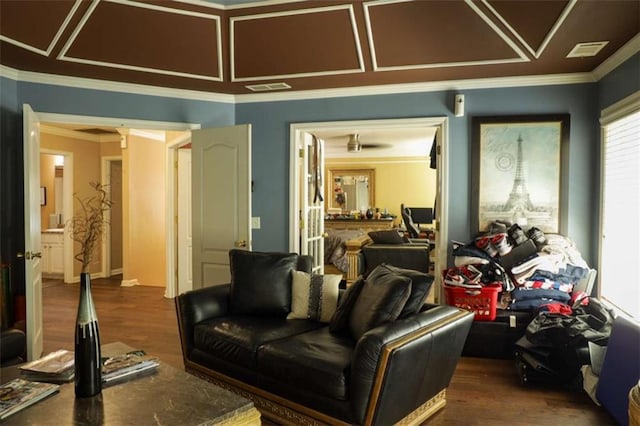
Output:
[
  {"xmin": 245, "ymin": 82, "xmax": 292, "ymax": 92},
  {"xmin": 566, "ymin": 41, "xmax": 609, "ymax": 58}
]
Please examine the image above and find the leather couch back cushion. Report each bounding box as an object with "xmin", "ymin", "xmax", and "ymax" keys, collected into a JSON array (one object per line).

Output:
[
  {"xmin": 368, "ymin": 230, "xmax": 409, "ymax": 244},
  {"xmin": 367, "ymin": 263, "xmax": 433, "ymax": 318},
  {"xmin": 329, "ymin": 277, "xmax": 365, "ymax": 334},
  {"xmin": 229, "ymin": 250, "xmax": 298, "ymax": 316},
  {"xmin": 348, "ymin": 269, "xmax": 412, "ymax": 340}
]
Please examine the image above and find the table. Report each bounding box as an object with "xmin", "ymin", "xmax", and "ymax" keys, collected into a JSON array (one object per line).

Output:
[
  {"xmin": 1, "ymin": 342, "xmax": 261, "ymax": 425},
  {"xmin": 325, "ymin": 218, "xmax": 394, "ymax": 230}
]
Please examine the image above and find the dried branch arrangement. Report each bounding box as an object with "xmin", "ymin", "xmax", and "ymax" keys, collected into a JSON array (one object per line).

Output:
[{"xmin": 68, "ymin": 182, "xmax": 113, "ymax": 274}]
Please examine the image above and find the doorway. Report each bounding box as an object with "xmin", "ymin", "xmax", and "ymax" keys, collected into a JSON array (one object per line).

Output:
[{"xmin": 289, "ymin": 117, "xmax": 449, "ymax": 302}]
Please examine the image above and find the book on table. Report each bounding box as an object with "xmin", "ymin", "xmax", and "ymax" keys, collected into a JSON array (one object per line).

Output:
[
  {"xmin": 0, "ymin": 378, "xmax": 60, "ymax": 420},
  {"xmin": 19, "ymin": 349, "xmax": 75, "ymax": 383},
  {"xmin": 101, "ymin": 350, "xmax": 159, "ymax": 386}
]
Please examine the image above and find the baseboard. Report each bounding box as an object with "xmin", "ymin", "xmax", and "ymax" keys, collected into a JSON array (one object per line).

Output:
[{"xmin": 120, "ymin": 279, "xmax": 139, "ymax": 287}]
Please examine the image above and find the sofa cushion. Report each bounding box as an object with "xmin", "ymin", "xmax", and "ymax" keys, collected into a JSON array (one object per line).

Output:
[
  {"xmin": 258, "ymin": 327, "xmax": 354, "ymax": 401},
  {"xmin": 368, "ymin": 230, "xmax": 409, "ymax": 244},
  {"xmin": 366, "ymin": 263, "xmax": 433, "ymax": 318},
  {"xmin": 287, "ymin": 271, "xmax": 341, "ymax": 323},
  {"xmin": 229, "ymin": 249, "xmax": 298, "ymax": 316},
  {"xmin": 194, "ymin": 316, "xmax": 324, "ymax": 369},
  {"xmin": 349, "ymin": 267, "xmax": 412, "ymax": 340},
  {"xmin": 329, "ymin": 277, "xmax": 365, "ymax": 334}
]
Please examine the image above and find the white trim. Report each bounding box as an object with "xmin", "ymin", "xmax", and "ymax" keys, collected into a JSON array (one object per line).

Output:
[
  {"xmin": 482, "ymin": 0, "xmax": 576, "ymax": 59},
  {"xmin": 235, "ymin": 72, "xmax": 595, "ymax": 103},
  {"xmin": 164, "ymin": 132, "xmax": 193, "ymax": 299},
  {"xmin": 57, "ymin": 0, "xmax": 224, "ymax": 82},
  {"xmin": 600, "ymin": 90, "xmax": 640, "ymax": 125},
  {"xmin": 0, "ymin": 64, "xmax": 235, "ymax": 103},
  {"xmin": 230, "ymin": 4, "xmax": 364, "ymax": 82},
  {"xmin": 364, "ymin": 0, "xmax": 529, "ymax": 73},
  {"xmin": 289, "ymin": 116, "xmax": 449, "ymax": 303},
  {"xmin": 129, "ymin": 129, "xmax": 166, "ymax": 142},
  {"xmin": 0, "ymin": 0, "xmax": 82, "ymax": 57},
  {"xmin": 101, "ymin": 155, "xmax": 123, "ymax": 279},
  {"xmin": 593, "ymin": 33, "xmax": 640, "ymax": 80},
  {"xmin": 37, "ymin": 112, "xmax": 200, "ymax": 131}
]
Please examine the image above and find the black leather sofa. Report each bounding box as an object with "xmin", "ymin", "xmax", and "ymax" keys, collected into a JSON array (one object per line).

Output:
[
  {"xmin": 0, "ymin": 327, "xmax": 26, "ymax": 366},
  {"xmin": 176, "ymin": 250, "xmax": 474, "ymax": 425}
]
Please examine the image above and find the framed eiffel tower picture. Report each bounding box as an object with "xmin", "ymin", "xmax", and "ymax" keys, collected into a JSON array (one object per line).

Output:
[{"xmin": 471, "ymin": 114, "xmax": 570, "ymax": 235}]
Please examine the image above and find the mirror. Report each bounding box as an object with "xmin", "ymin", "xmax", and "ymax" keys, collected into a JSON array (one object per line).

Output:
[{"xmin": 326, "ymin": 169, "xmax": 375, "ymax": 212}]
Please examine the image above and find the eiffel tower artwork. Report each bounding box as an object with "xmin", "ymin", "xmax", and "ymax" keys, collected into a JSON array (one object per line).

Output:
[{"xmin": 503, "ymin": 134, "xmax": 534, "ymax": 212}]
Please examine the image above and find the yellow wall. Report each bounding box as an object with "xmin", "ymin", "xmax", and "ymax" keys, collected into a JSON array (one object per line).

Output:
[
  {"xmin": 122, "ymin": 134, "xmax": 166, "ymax": 287},
  {"xmin": 325, "ymin": 157, "xmax": 435, "ymax": 226}
]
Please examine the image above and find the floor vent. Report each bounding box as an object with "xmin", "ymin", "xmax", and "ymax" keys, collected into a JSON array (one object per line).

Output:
[
  {"xmin": 566, "ymin": 41, "xmax": 609, "ymax": 58},
  {"xmin": 245, "ymin": 82, "xmax": 292, "ymax": 92}
]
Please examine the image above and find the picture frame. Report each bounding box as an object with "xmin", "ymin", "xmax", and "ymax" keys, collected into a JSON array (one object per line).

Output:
[
  {"xmin": 40, "ymin": 187, "xmax": 47, "ymax": 206},
  {"xmin": 471, "ymin": 114, "xmax": 570, "ymax": 235}
]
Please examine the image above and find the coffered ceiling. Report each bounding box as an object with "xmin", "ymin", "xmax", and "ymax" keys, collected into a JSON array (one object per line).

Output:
[{"xmin": 1, "ymin": 0, "xmax": 638, "ymax": 96}]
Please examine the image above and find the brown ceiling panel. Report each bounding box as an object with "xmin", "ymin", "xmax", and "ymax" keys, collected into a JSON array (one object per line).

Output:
[
  {"xmin": 365, "ymin": 0, "xmax": 526, "ymax": 70},
  {"xmin": 232, "ymin": 5, "xmax": 363, "ymax": 81},
  {"xmin": 485, "ymin": 0, "xmax": 571, "ymax": 57},
  {"xmin": 0, "ymin": 0, "xmax": 79, "ymax": 55},
  {"xmin": 59, "ymin": 0, "xmax": 222, "ymax": 80}
]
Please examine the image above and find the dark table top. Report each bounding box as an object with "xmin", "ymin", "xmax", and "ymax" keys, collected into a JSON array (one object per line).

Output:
[{"xmin": 1, "ymin": 342, "xmax": 258, "ymax": 425}]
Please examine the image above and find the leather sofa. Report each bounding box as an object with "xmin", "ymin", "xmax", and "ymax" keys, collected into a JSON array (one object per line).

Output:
[
  {"xmin": 0, "ymin": 327, "xmax": 26, "ymax": 366},
  {"xmin": 176, "ymin": 250, "xmax": 474, "ymax": 425},
  {"xmin": 359, "ymin": 243, "xmax": 431, "ymax": 277}
]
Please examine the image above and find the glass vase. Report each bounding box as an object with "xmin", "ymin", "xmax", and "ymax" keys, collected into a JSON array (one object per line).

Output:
[{"xmin": 74, "ymin": 272, "xmax": 102, "ymax": 398}]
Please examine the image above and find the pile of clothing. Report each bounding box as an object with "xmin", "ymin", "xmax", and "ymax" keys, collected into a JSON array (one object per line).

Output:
[{"xmin": 450, "ymin": 220, "xmax": 595, "ymax": 315}]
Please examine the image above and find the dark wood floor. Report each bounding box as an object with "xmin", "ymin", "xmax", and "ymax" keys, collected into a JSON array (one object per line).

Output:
[{"xmin": 42, "ymin": 276, "xmax": 615, "ymax": 425}]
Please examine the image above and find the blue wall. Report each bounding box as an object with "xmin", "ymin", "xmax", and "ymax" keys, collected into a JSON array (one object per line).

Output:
[
  {"xmin": 2, "ymin": 52, "xmax": 639, "ymax": 269},
  {"xmin": 238, "ymin": 84, "xmax": 600, "ymax": 262}
]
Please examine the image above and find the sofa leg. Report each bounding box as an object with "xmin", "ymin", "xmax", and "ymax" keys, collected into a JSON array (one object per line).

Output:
[{"xmin": 395, "ymin": 389, "xmax": 447, "ymax": 426}]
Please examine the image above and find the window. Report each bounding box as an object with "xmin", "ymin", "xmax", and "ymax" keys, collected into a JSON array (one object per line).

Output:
[{"xmin": 599, "ymin": 92, "xmax": 640, "ymax": 319}]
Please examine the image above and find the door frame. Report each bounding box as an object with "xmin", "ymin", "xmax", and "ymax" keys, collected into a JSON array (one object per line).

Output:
[
  {"xmin": 26, "ymin": 111, "xmax": 199, "ymax": 298},
  {"xmin": 101, "ymin": 155, "xmax": 122, "ymax": 278},
  {"xmin": 289, "ymin": 117, "xmax": 449, "ymax": 302}
]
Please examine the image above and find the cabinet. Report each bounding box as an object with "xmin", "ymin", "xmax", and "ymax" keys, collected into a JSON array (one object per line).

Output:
[{"xmin": 41, "ymin": 231, "xmax": 64, "ymax": 277}]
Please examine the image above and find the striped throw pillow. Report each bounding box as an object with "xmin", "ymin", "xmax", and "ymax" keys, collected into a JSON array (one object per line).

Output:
[{"xmin": 287, "ymin": 271, "xmax": 341, "ymax": 323}]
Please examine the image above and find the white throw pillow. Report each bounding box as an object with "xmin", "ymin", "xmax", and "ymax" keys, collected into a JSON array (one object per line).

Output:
[{"xmin": 287, "ymin": 271, "xmax": 341, "ymax": 323}]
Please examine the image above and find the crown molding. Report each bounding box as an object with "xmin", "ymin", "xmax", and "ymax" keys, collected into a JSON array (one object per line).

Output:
[
  {"xmin": 0, "ymin": 65, "xmax": 234, "ymax": 103},
  {"xmin": 0, "ymin": 64, "xmax": 614, "ymax": 105},
  {"xmin": 235, "ymin": 72, "xmax": 595, "ymax": 103},
  {"xmin": 593, "ymin": 33, "xmax": 640, "ymax": 81}
]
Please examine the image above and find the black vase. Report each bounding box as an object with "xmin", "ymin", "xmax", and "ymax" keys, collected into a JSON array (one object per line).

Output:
[{"xmin": 75, "ymin": 272, "xmax": 102, "ymax": 398}]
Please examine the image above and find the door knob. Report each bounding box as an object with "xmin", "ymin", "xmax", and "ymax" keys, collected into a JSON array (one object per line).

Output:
[
  {"xmin": 234, "ymin": 240, "xmax": 247, "ymax": 248},
  {"xmin": 17, "ymin": 251, "xmax": 42, "ymax": 260}
]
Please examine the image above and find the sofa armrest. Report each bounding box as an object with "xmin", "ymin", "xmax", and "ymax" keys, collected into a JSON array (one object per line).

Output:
[
  {"xmin": 349, "ymin": 305, "xmax": 474, "ymax": 425},
  {"xmin": 175, "ymin": 283, "xmax": 231, "ymax": 358}
]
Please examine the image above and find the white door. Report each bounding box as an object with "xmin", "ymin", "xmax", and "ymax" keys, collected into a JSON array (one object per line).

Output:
[
  {"xmin": 23, "ymin": 104, "xmax": 44, "ymax": 361},
  {"xmin": 177, "ymin": 148, "xmax": 192, "ymax": 294},
  {"xmin": 299, "ymin": 133, "xmax": 325, "ymax": 273},
  {"xmin": 191, "ymin": 125, "xmax": 251, "ymax": 288}
]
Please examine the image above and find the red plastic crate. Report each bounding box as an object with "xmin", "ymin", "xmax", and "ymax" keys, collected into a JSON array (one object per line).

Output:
[{"xmin": 443, "ymin": 284, "xmax": 500, "ymax": 321}]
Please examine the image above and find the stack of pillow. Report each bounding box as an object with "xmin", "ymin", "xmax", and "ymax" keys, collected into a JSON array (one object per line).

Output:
[
  {"xmin": 287, "ymin": 262, "xmax": 434, "ymax": 340},
  {"xmin": 228, "ymin": 250, "xmax": 434, "ymax": 340}
]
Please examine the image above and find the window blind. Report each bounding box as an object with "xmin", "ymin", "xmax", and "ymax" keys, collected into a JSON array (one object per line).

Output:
[{"xmin": 601, "ymin": 109, "xmax": 640, "ymax": 318}]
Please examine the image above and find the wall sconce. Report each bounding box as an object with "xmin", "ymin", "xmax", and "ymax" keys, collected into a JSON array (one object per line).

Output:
[{"xmin": 454, "ymin": 94, "xmax": 465, "ymax": 117}]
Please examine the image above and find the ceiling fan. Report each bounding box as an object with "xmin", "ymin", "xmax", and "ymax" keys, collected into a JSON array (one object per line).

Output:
[{"xmin": 345, "ymin": 133, "xmax": 392, "ymax": 153}]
